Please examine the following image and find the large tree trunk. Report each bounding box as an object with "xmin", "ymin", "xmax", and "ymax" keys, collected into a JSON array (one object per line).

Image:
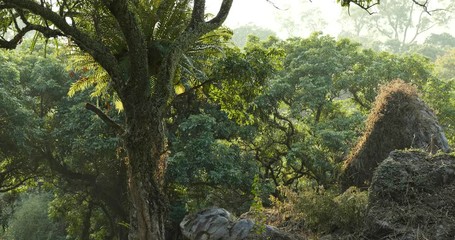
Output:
[
  {"xmin": 123, "ymin": 104, "xmax": 168, "ymax": 240},
  {"xmin": 96, "ymin": 1, "xmax": 234, "ymax": 238}
]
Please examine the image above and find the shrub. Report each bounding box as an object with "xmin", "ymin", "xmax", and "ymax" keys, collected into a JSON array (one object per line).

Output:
[{"xmin": 271, "ymin": 186, "xmax": 368, "ymax": 235}]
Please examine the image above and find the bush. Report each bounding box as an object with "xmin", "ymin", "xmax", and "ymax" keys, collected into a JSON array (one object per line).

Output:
[{"xmin": 271, "ymin": 186, "xmax": 368, "ymax": 235}]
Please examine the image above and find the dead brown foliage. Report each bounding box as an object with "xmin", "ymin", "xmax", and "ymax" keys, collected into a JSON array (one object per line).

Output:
[{"xmin": 341, "ymin": 79, "xmax": 450, "ymax": 190}]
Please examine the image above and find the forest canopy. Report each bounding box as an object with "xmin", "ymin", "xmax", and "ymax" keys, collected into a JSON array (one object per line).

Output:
[{"xmin": 0, "ymin": 0, "xmax": 453, "ymax": 239}]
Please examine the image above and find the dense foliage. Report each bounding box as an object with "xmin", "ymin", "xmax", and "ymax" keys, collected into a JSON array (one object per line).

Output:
[{"xmin": 0, "ymin": 1, "xmax": 453, "ymax": 239}]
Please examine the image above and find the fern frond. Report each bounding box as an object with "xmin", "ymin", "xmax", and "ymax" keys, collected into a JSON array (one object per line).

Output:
[
  {"xmin": 67, "ymin": 51, "xmax": 112, "ymax": 99},
  {"xmin": 68, "ymin": 77, "xmax": 97, "ymax": 97},
  {"xmin": 154, "ymin": 0, "xmax": 191, "ymax": 40},
  {"xmin": 113, "ymin": 94, "xmax": 124, "ymax": 112}
]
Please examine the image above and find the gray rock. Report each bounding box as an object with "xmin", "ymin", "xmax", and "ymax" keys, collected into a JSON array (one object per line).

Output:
[
  {"xmin": 180, "ymin": 208, "xmax": 233, "ymax": 240},
  {"xmin": 230, "ymin": 219, "xmax": 254, "ymax": 239},
  {"xmin": 180, "ymin": 207, "xmax": 303, "ymax": 240}
]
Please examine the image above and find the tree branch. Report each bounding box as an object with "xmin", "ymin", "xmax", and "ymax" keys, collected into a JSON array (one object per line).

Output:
[
  {"xmin": 347, "ymin": 1, "xmax": 379, "ymax": 15},
  {"xmin": 413, "ymin": 0, "xmax": 429, "ymax": 13},
  {"xmin": 101, "ymin": 0, "xmax": 149, "ymax": 95},
  {"xmin": 85, "ymin": 102, "xmax": 125, "ymax": 135},
  {"xmin": 206, "ymin": 0, "xmax": 233, "ymax": 29},
  {"xmin": 0, "ymin": 176, "xmax": 35, "ymax": 192},
  {"xmin": 181, "ymin": 0, "xmax": 233, "ymax": 48},
  {"xmin": 190, "ymin": 0, "xmax": 205, "ymax": 28},
  {"xmin": 1, "ymin": 0, "xmax": 122, "ymax": 85},
  {"xmin": 0, "ymin": 23, "xmax": 62, "ymax": 49},
  {"xmin": 41, "ymin": 145, "xmax": 128, "ymax": 219},
  {"xmin": 43, "ymin": 147, "xmax": 97, "ymax": 182},
  {"xmin": 0, "ymin": 25, "xmax": 30, "ymax": 49},
  {"xmin": 16, "ymin": 9, "xmax": 64, "ymax": 38}
]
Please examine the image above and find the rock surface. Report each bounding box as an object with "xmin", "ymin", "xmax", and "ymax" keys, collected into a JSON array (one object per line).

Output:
[
  {"xmin": 364, "ymin": 150, "xmax": 455, "ymax": 239},
  {"xmin": 180, "ymin": 208, "xmax": 301, "ymax": 240}
]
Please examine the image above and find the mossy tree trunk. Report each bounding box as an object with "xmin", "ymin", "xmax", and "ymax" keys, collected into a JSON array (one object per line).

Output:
[{"xmin": 101, "ymin": 1, "xmax": 234, "ymax": 238}]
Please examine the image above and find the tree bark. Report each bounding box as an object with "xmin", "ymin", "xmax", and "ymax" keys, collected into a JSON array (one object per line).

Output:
[{"xmin": 123, "ymin": 103, "xmax": 168, "ymax": 240}]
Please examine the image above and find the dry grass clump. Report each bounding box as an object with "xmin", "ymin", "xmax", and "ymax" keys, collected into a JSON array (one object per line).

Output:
[
  {"xmin": 341, "ymin": 79, "xmax": 450, "ymax": 190},
  {"xmin": 267, "ymin": 186, "xmax": 368, "ymax": 238}
]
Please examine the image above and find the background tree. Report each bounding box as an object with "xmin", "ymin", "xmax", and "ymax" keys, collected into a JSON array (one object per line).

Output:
[
  {"xmin": 0, "ymin": 192, "xmax": 18, "ymax": 234},
  {"xmin": 5, "ymin": 193, "xmax": 66, "ymax": 240},
  {"xmin": 339, "ymin": 0, "xmax": 455, "ymax": 53},
  {"xmin": 237, "ymin": 33, "xmax": 447, "ymax": 193},
  {"xmin": 412, "ymin": 32, "xmax": 455, "ymax": 60},
  {"xmin": 0, "ymin": 50, "xmax": 38, "ymax": 193},
  {"xmin": 337, "ymin": 50, "xmax": 434, "ymax": 109},
  {"xmin": 164, "ymin": 34, "xmax": 284, "ymax": 237},
  {"xmin": 427, "ymin": 49, "xmax": 455, "ymax": 144},
  {"xmin": 270, "ymin": 0, "xmax": 329, "ymax": 38},
  {"xmin": 243, "ymin": 34, "xmax": 366, "ymax": 189},
  {"xmin": 46, "ymin": 92, "xmax": 128, "ymax": 239},
  {"xmin": 231, "ymin": 24, "xmax": 276, "ymax": 48}
]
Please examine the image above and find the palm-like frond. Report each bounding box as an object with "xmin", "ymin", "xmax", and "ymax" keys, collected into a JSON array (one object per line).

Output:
[
  {"xmin": 68, "ymin": 52, "xmax": 125, "ymax": 112},
  {"xmin": 153, "ymin": 0, "xmax": 191, "ymax": 40},
  {"xmin": 67, "ymin": 52, "xmax": 110, "ymax": 98},
  {"xmin": 67, "ymin": 0, "xmax": 232, "ymax": 110},
  {"xmin": 177, "ymin": 27, "xmax": 234, "ymax": 93}
]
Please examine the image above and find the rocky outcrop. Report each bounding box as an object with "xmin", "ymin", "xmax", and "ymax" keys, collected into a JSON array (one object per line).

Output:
[
  {"xmin": 364, "ymin": 150, "xmax": 455, "ymax": 239},
  {"xmin": 341, "ymin": 80, "xmax": 451, "ymax": 190},
  {"xmin": 180, "ymin": 208, "xmax": 301, "ymax": 240}
]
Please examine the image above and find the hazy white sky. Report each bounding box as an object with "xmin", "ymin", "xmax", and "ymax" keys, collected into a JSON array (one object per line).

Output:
[
  {"xmin": 207, "ymin": 0, "xmax": 343, "ymax": 38},
  {"xmin": 207, "ymin": 0, "xmax": 455, "ymax": 40}
]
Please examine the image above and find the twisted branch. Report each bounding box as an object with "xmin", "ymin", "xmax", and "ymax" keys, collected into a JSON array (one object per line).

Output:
[{"xmin": 85, "ymin": 102, "xmax": 125, "ymax": 135}]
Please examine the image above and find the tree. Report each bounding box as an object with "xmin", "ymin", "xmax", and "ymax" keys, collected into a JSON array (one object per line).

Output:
[
  {"xmin": 0, "ymin": 0, "xmax": 436, "ymax": 239},
  {"xmin": 0, "ymin": 45, "xmax": 127, "ymax": 238},
  {"xmin": 336, "ymin": 50, "xmax": 434, "ymax": 109},
  {"xmin": 231, "ymin": 24, "xmax": 276, "ymax": 48},
  {"xmin": 340, "ymin": 0, "xmax": 455, "ymax": 52},
  {"xmin": 425, "ymin": 32, "xmax": 455, "ymax": 49},
  {"xmin": 237, "ymin": 33, "xmax": 442, "ymax": 192},
  {"xmin": 411, "ymin": 32, "xmax": 455, "ymax": 60},
  {"xmin": 0, "ymin": 1, "xmax": 234, "ymax": 239},
  {"xmin": 5, "ymin": 193, "xmax": 66, "ymax": 240},
  {"xmin": 272, "ymin": 1, "xmax": 329, "ymax": 38},
  {"xmin": 46, "ymin": 91, "xmax": 129, "ymax": 239},
  {"xmin": 0, "ymin": 50, "xmax": 39, "ymax": 193},
  {"xmin": 427, "ymin": 49, "xmax": 455, "ymax": 144},
  {"xmin": 243, "ymin": 34, "xmax": 365, "ymax": 189},
  {"xmin": 0, "ymin": 192, "xmax": 18, "ymax": 234}
]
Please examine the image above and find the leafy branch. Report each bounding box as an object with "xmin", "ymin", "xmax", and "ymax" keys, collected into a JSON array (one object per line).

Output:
[{"xmin": 0, "ymin": 0, "xmax": 122, "ymax": 86}]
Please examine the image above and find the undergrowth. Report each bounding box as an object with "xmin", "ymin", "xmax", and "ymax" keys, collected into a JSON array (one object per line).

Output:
[{"xmin": 270, "ymin": 186, "xmax": 368, "ymax": 238}]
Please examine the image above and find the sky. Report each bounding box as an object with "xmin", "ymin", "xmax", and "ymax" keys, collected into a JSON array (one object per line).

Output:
[
  {"xmin": 206, "ymin": 0, "xmax": 455, "ymax": 41},
  {"xmin": 206, "ymin": 0, "xmax": 344, "ymax": 38}
]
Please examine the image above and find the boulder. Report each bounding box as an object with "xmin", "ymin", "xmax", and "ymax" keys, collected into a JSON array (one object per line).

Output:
[
  {"xmin": 364, "ymin": 150, "xmax": 455, "ymax": 239},
  {"xmin": 341, "ymin": 80, "xmax": 450, "ymax": 190},
  {"xmin": 180, "ymin": 208, "xmax": 302, "ymax": 240}
]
